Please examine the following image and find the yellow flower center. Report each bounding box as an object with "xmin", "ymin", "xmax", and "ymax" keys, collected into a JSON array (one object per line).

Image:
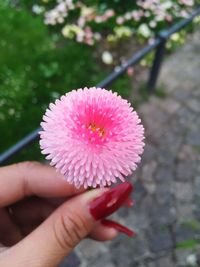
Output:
[{"xmin": 89, "ymin": 123, "xmax": 105, "ymax": 137}]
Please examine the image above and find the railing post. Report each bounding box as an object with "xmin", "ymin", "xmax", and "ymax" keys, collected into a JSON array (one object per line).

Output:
[
  {"xmin": 147, "ymin": 30, "xmax": 168, "ymax": 92},
  {"xmin": 0, "ymin": 128, "xmax": 40, "ymax": 165}
]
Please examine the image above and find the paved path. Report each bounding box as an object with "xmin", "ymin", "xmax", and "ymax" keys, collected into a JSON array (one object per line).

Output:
[{"xmin": 60, "ymin": 31, "xmax": 200, "ymax": 267}]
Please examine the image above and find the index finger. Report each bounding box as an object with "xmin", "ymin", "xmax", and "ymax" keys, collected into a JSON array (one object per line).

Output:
[{"xmin": 0, "ymin": 162, "xmax": 84, "ymax": 207}]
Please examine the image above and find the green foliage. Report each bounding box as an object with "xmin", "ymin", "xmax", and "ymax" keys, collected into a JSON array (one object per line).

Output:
[
  {"xmin": 154, "ymin": 86, "xmax": 167, "ymax": 98},
  {"xmin": 110, "ymin": 75, "xmax": 130, "ymax": 99},
  {"xmin": 176, "ymin": 239, "xmax": 199, "ymax": 250},
  {"xmin": 175, "ymin": 221, "xmax": 200, "ymax": 250},
  {"xmin": 182, "ymin": 220, "xmax": 200, "ymax": 232},
  {"xmin": 0, "ymin": 2, "xmax": 129, "ymax": 161}
]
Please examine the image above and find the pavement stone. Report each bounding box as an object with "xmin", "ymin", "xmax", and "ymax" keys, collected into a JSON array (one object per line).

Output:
[
  {"xmin": 132, "ymin": 180, "xmax": 147, "ymax": 203},
  {"xmin": 187, "ymin": 98, "xmax": 200, "ymax": 113},
  {"xmin": 149, "ymin": 204, "xmax": 176, "ymax": 225},
  {"xmin": 175, "ymin": 203, "xmax": 194, "ymax": 223},
  {"xmin": 160, "ymin": 130, "xmax": 183, "ymax": 154},
  {"xmin": 154, "ymin": 255, "xmax": 175, "ymax": 267},
  {"xmin": 177, "ymin": 144, "xmax": 198, "ymax": 161},
  {"xmin": 76, "ymin": 240, "xmax": 109, "ymax": 264},
  {"xmin": 186, "ymin": 127, "xmax": 200, "ymax": 146},
  {"xmin": 155, "ymin": 166, "xmax": 174, "ymax": 183},
  {"xmin": 175, "ymin": 224, "xmax": 196, "ymax": 244},
  {"xmin": 141, "ymin": 144, "xmax": 157, "ymax": 163},
  {"xmin": 147, "ymin": 225, "xmax": 174, "ymax": 254},
  {"xmin": 157, "ymin": 148, "xmax": 176, "ymax": 166},
  {"xmin": 176, "ymin": 161, "xmax": 196, "ymax": 182},
  {"xmin": 143, "ymin": 181, "xmax": 156, "ymax": 195},
  {"xmin": 158, "ymin": 98, "xmax": 181, "ymax": 115},
  {"xmin": 155, "ymin": 183, "xmax": 174, "ymax": 206},
  {"xmin": 175, "ymin": 249, "xmax": 194, "ymax": 267},
  {"xmin": 177, "ymin": 107, "xmax": 197, "ymax": 127},
  {"xmin": 173, "ymin": 182, "xmax": 193, "ymax": 202},
  {"xmin": 141, "ymin": 160, "xmax": 157, "ymax": 183},
  {"xmin": 58, "ymin": 252, "xmax": 81, "ymax": 267},
  {"xmin": 194, "ymin": 176, "xmax": 200, "ymax": 198}
]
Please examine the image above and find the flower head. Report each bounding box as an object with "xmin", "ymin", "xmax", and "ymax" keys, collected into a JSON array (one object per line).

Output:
[
  {"xmin": 40, "ymin": 87, "xmax": 145, "ymax": 188},
  {"xmin": 102, "ymin": 51, "xmax": 113, "ymax": 65}
]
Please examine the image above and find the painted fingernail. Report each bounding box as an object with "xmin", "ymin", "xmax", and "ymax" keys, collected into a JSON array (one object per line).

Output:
[
  {"xmin": 102, "ymin": 219, "xmax": 135, "ymax": 237},
  {"xmin": 89, "ymin": 182, "xmax": 133, "ymax": 220}
]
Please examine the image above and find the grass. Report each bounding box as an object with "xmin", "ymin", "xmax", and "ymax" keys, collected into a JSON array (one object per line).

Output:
[
  {"xmin": 176, "ymin": 239, "xmax": 199, "ymax": 250},
  {"xmin": 176, "ymin": 220, "xmax": 200, "ymax": 250}
]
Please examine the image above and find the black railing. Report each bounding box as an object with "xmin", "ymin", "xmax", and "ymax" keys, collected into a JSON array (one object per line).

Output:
[{"xmin": 1, "ymin": 7, "xmax": 200, "ymax": 165}]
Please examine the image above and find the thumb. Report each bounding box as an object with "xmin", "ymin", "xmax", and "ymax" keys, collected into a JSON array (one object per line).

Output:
[{"xmin": 1, "ymin": 182, "xmax": 132, "ymax": 267}]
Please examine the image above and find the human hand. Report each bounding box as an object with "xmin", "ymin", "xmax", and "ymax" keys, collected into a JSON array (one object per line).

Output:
[{"xmin": 0, "ymin": 162, "xmax": 133, "ymax": 267}]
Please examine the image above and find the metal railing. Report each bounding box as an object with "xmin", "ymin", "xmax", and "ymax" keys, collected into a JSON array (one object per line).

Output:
[{"xmin": 1, "ymin": 7, "xmax": 200, "ymax": 165}]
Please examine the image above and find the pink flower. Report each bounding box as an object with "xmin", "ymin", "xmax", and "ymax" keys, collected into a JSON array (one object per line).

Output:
[
  {"xmin": 180, "ymin": 0, "xmax": 194, "ymax": 6},
  {"xmin": 116, "ymin": 16, "xmax": 124, "ymax": 24},
  {"xmin": 40, "ymin": 87, "xmax": 145, "ymax": 188},
  {"xmin": 165, "ymin": 14, "xmax": 173, "ymax": 22},
  {"xmin": 105, "ymin": 9, "xmax": 115, "ymax": 18},
  {"xmin": 127, "ymin": 67, "xmax": 135, "ymax": 77}
]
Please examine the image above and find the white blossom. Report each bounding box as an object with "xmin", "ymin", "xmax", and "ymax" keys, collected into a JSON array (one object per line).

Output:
[{"xmin": 102, "ymin": 51, "xmax": 113, "ymax": 65}]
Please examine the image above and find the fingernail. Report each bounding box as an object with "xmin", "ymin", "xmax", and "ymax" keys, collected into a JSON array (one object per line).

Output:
[
  {"xmin": 102, "ymin": 219, "xmax": 135, "ymax": 237},
  {"xmin": 89, "ymin": 182, "xmax": 133, "ymax": 220}
]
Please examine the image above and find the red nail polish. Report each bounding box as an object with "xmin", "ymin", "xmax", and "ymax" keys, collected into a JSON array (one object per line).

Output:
[
  {"xmin": 89, "ymin": 182, "xmax": 133, "ymax": 220},
  {"xmin": 102, "ymin": 219, "xmax": 135, "ymax": 237}
]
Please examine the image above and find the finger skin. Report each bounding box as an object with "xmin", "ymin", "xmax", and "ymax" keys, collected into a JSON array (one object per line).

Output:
[
  {"xmin": 11, "ymin": 197, "xmax": 117, "ymax": 244},
  {"xmin": 0, "ymin": 209, "xmax": 21, "ymax": 246},
  {"xmin": 7, "ymin": 197, "xmax": 117, "ymax": 244},
  {"xmin": 89, "ymin": 222, "xmax": 118, "ymax": 241},
  {"xmin": 10, "ymin": 197, "xmax": 54, "ymax": 228},
  {"xmin": 0, "ymin": 162, "xmax": 85, "ymax": 207},
  {"xmin": 0, "ymin": 189, "xmax": 116, "ymax": 267}
]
